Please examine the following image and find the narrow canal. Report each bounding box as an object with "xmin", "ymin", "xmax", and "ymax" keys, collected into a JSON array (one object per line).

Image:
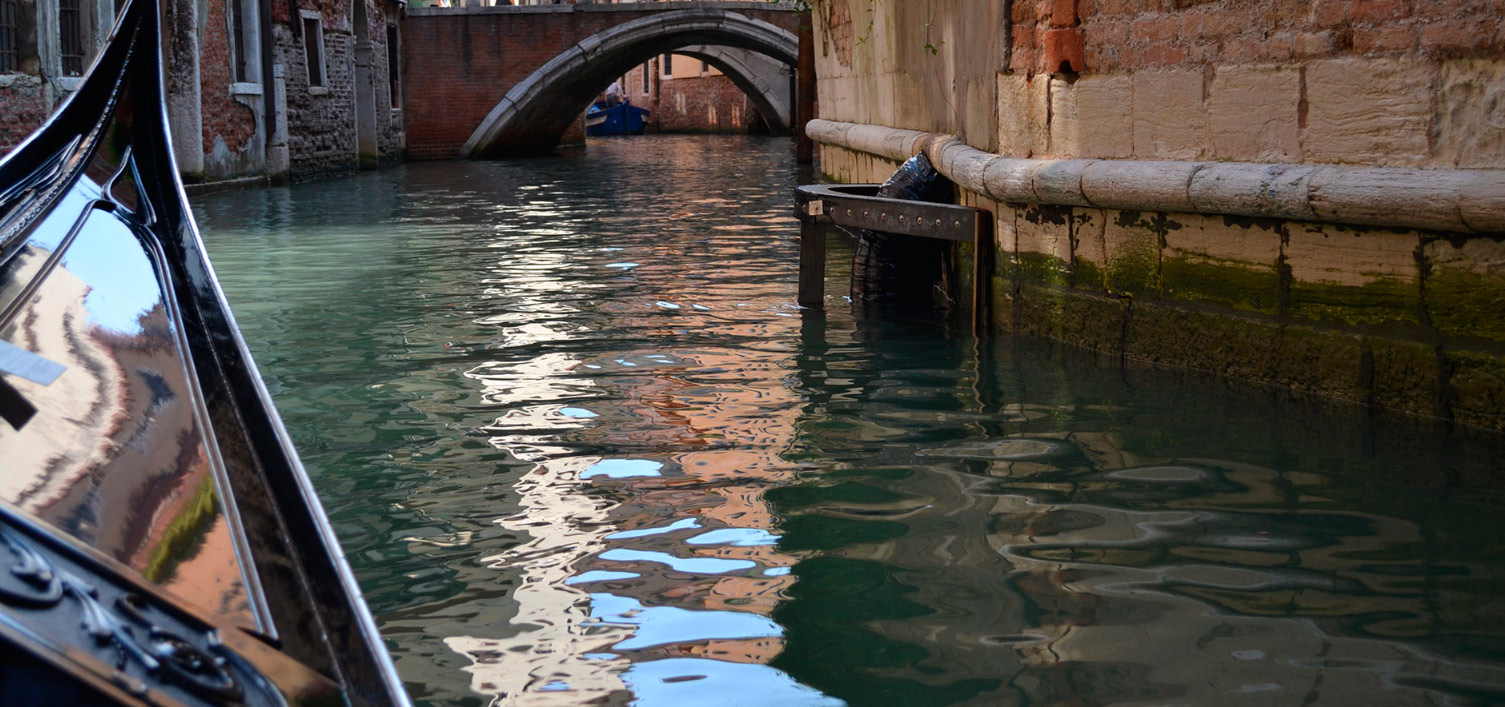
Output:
[{"xmin": 196, "ymin": 135, "xmax": 1505, "ymax": 706}]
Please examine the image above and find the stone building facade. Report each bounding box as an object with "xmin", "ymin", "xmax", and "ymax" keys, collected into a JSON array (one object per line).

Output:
[
  {"xmin": 0, "ymin": 0, "xmax": 116, "ymax": 148},
  {"xmin": 808, "ymin": 0, "xmax": 1505, "ymax": 430},
  {"xmin": 0, "ymin": 0, "xmax": 407, "ymax": 183}
]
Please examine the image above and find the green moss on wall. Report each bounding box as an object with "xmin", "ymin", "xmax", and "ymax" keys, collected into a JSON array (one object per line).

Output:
[
  {"xmin": 818, "ymin": 155, "xmax": 1505, "ymax": 429},
  {"xmin": 1369, "ymin": 338, "xmax": 1439, "ymax": 418},
  {"xmin": 1017, "ymin": 251, "xmax": 1071, "ymax": 287},
  {"xmin": 1104, "ymin": 214, "xmax": 1162, "ymax": 298},
  {"xmin": 1071, "ymin": 257, "xmax": 1107, "ymax": 294},
  {"xmin": 1448, "ymin": 350, "xmax": 1505, "ymax": 431},
  {"xmin": 1288, "ymin": 277, "xmax": 1420, "ymax": 327},
  {"xmin": 1161, "ymin": 257, "xmax": 1281, "ymax": 315},
  {"xmin": 1427, "ymin": 267, "xmax": 1505, "ymax": 343},
  {"xmin": 1272, "ymin": 325, "xmax": 1366, "ymax": 402}
]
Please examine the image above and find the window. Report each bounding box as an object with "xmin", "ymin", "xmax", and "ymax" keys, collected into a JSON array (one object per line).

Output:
[
  {"xmin": 0, "ymin": 0, "xmax": 18, "ymax": 72},
  {"xmin": 661, "ymin": 53, "xmax": 671, "ymax": 78},
  {"xmin": 59, "ymin": 0, "xmax": 84, "ymax": 75},
  {"xmin": 301, "ymin": 11, "xmax": 324, "ymax": 89},
  {"xmin": 227, "ymin": 0, "xmax": 261, "ymax": 85},
  {"xmin": 701, "ymin": 59, "xmax": 709, "ymax": 75},
  {"xmin": 230, "ymin": 0, "xmax": 247, "ymax": 80},
  {"xmin": 387, "ymin": 24, "xmax": 400, "ymax": 108},
  {"xmin": 640, "ymin": 61, "xmax": 648, "ymax": 93}
]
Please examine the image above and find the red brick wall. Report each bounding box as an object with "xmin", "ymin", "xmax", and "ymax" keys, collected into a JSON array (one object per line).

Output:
[
  {"xmin": 402, "ymin": 7, "xmax": 799, "ymax": 159},
  {"xmin": 200, "ymin": 0, "xmax": 259, "ymax": 157},
  {"xmin": 654, "ymin": 74, "xmax": 760, "ymax": 133},
  {"xmin": 0, "ymin": 79, "xmax": 50, "ymax": 153},
  {"xmin": 1011, "ymin": 0, "xmax": 1505, "ymax": 75},
  {"xmin": 620, "ymin": 61, "xmax": 765, "ymax": 134}
]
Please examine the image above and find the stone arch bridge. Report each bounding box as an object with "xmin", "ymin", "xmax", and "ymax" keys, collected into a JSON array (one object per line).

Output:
[{"xmin": 402, "ymin": 2, "xmax": 802, "ymax": 159}]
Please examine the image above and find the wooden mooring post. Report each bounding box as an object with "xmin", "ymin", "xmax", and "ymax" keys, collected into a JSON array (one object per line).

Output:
[{"xmin": 794, "ymin": 184, "xmax": 994, "ymax": 336}]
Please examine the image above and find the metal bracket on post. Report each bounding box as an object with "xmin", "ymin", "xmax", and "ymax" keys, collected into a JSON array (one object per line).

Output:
[{"xmin": 793, "ymin": 184, "xmax": 993, "ymax": 333}]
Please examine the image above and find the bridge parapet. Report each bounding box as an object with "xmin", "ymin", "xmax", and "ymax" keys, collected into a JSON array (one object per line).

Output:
[{"xmin": 407, "ymin": 1, "xmax": 798, "ymax": 17}]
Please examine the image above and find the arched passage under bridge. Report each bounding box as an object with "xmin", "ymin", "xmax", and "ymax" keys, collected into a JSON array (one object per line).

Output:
[{"xmin": 401, "ymin": 3, "xmax": 801, "ymax": 160}]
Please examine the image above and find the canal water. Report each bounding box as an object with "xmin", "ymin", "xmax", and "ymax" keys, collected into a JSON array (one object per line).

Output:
[{"xmin": 196, "ymin": 136, "xmax": 1505, "ymax": 706}]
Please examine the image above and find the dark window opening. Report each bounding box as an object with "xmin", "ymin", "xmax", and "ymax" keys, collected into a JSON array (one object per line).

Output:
[
  {"xmin": 386, "ymin": 24, "xmax": 400, "ymax": 107},
  {"xmin": 701, "ymin": 59, "xmax": 709, "ymax": 74},
  {"xmin": 302, "ymin": 16, "xmax": 323, "ymax": 87},
  {"xmin": 59, "ymin": 0, "xmax": 83, "ymax": 76},
  {"xmin": 661, "ymin": 53, "xmax": 671, "ymax": 77},
  {"xmin": 0, "ymin": 0, "xmax": 18, "ymax": 72},
  {"xmin": 230, "ymin": 0, "xmax": 247, "ymax": 81},
  {"xmin": 640, "ymin": 61, "xmax": 649, "ymax": 93}
]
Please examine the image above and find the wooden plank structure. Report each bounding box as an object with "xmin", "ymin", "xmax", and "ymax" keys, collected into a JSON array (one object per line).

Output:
[{"xmin": 794, "ymin": 183, "xmax": 994, "ymax": 336}]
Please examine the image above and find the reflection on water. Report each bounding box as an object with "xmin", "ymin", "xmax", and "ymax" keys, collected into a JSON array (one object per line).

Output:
[{"xmin": 196, "ymin": 136, "xmax": 1505, "ymax": 706}]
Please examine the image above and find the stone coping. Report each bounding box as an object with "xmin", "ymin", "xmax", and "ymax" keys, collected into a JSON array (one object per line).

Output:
[
  {"xmin": 807, "ymin": 119, "xmax": 1505, "ymax": 235},
  {"xmin": 410, "ymin": 2, "xmax": 795, "ymax": 16}
]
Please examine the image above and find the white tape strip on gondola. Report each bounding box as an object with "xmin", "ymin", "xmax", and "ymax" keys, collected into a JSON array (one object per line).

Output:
[{"xmin": 0, "ymin": 339, "xmax": 66, "ymax": 386}]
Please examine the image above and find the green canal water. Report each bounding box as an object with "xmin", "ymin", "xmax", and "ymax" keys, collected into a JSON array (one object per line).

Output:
[{"xmin": 196, "ymin": 136, "xmax": 1505, "ymax": 706}]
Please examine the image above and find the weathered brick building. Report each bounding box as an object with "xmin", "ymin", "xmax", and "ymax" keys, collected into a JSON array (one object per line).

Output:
[
  {"xmin": 0, "ymin": 0, "xmax": 406, "ymax": 182},
  {"xmin": 620, "ymin": 53, "xmax": 779, "ymax": 134},
  {"xmin": 809, "ymin": 0, "xmax": 1505, "ymax": 429}
]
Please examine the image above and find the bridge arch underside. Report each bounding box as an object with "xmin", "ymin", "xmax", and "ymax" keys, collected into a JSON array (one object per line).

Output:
[{"xmin": 463, "ymin": 11, "xmax": 797, "ymax": 159}]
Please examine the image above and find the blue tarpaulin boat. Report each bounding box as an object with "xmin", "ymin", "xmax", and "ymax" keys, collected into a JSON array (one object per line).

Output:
[{"xmin": 585, "ymin": 100, "xmax": 650, "ymax": 136}]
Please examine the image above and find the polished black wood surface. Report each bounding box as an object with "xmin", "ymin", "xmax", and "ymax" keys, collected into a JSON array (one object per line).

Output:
[{"xmin": 0, "ymin": 0, "xmax": 408, "ymax": 703}]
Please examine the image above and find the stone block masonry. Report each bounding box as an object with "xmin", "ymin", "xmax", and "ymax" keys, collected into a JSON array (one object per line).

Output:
[
  {"xmin": 809, "ymin": 119, "xmax": 1505, "ymax": 431},
  {"xmin": 808, "ymin": 0, "xmax": 1505, "ymax": 430},
  {"xmin": 2, "ymin": 0, "xmax": 405, "ymax": 182}
]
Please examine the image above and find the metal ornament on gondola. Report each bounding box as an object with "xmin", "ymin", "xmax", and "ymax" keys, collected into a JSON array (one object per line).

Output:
[{"xmin": 0, "ymin": 0, "xmax": 409, "ymax": 704}]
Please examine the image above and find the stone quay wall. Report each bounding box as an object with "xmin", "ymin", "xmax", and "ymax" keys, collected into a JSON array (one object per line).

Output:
[{"xmin": 809, "ymin": 0, "xmax": 1505, "ymax": 430}]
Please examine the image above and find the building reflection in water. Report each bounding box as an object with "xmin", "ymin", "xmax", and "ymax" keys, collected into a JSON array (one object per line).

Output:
[
  {"xmin": 438, "ymin": 226, "xmax": 830, "ymax": 705},
  {"xmin": 0, "ymin": 203, "xmax": 254, "ymax": 626},
  {"xmin": 190, "ymin": 138, "xmax": 1505, "ymax": 706}
]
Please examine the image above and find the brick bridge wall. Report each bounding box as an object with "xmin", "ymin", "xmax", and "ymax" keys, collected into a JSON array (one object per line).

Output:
[{"xmin": 401, "ymin": 2, "xmax": 798, "ymax": 160}]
